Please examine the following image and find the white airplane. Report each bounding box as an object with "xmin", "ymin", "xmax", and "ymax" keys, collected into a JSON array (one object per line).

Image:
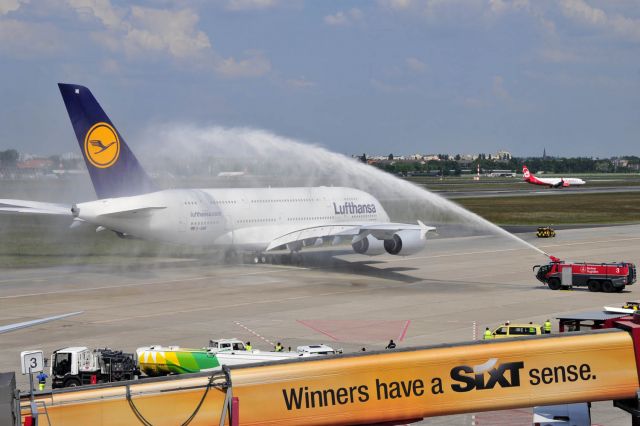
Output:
[
  {"xmin": 0, "ymin": 84, "xmax": 434, "ymax": 261},
  {"xmin": 522, "ymin": 166, "xmax": 585, "ymax": 188}
]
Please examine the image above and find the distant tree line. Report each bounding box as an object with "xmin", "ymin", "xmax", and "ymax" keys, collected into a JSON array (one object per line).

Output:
[
  {"xmin": 0, "ymin": 149, "xmax": 18, "ymax": 168},
  {"xmin": 372, "ymin": 155, "xmax": 640, "ymax": 176}
]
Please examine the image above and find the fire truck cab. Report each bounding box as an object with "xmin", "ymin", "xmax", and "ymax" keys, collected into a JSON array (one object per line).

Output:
[{"xmin": 534, "ymin": 260, "xmax": 636, "ymax": 292}]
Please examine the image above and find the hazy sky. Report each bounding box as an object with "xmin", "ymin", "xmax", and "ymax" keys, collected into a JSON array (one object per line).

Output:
[{"xmin": 0, "ymin": 0, "xmax": 639, "ymax": 157}]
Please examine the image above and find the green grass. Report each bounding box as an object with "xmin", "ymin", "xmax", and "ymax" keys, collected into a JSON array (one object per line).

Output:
[
  {"xmin": 403, "ymin": 174, "xmax": 640, "ymax": 192},
  {"xmin": 456, "ymin": 192, "xmax": 640, "ymax": 225},
  {"xmin": 0, "ymin": 215, "xmax": 217, "ymax": 268}
]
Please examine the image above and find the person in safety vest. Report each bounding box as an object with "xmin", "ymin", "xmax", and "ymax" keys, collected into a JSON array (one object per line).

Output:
[
  {"xmin": 37, "ymin": 371, "xmax": 48, "ymax": 391},
  {"xmin": 544, "ymin": 319, "xmax": 552, "ymax": 334},
  {"xmin": 483, "ymin": 327, "xmax": 493, "ymax": 340},
  {"xmin": 385, "ymin": 339, "xmax": 396, "ymax": 349},
  {"xmin": 275, "ymin": 342, "xmax": 284, "ymax": 352},
  {"xmin": 245, "ymin": 342, "xmax": 252, "ymax": 351}
]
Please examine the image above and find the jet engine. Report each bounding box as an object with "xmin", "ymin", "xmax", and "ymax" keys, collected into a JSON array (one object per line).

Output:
[
  {"xmin": 383, "ymin": 230, "xmax": 426, "ymax": 255},
  {"xmin": 352, "ymin": 234, "xmax": 386, "ymax": 255}
]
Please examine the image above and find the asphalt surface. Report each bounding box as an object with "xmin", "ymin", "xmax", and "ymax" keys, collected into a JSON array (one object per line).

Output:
[{"xmin": 2, "ymin": 224, "xmax": 640, "ymax": 425}]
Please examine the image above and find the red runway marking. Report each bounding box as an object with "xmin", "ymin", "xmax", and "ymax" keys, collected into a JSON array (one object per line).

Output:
[{"xmin": 398, "ymin": 320, "xmax": 411, "ymax": 341}]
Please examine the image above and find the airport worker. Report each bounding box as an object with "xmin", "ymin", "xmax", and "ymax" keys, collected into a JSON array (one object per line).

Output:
[
  {"xmin": 245, "ymin": 342, "xmax": 252, "ymax": 351},
  {"xmin": 287, "ymin": 346, "xmax": 292, "ymax": 352},
  {"xmin": 361, "ymin": 348, "xmax": 366, "ymax": 352},
  {"xmin": 385, "ymin": 340, "xmax": 396, "ymax": 349},
  {"xmin": 37, "ymin": 371, "xmax": 48, "ymax": 391},
  {"xmin": 544, "ymin": 319, "xmax": 552, "ymax": 334},
  {"xmin": 275, "ymin": 342, "xmax": 284, "ymax": 352},
  {"xmin": 483, "ymin": 327, "xmax": 493, "ymax": 340}
]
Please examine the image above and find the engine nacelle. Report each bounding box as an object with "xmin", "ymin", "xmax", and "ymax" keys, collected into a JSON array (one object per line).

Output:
[
  {"xmin": 383, "ymin": 230, "xmax": 427, "ymax": 256},
  {"xmin": 352, "ymin": 234, "xmax": 386, "ymax": 256}
]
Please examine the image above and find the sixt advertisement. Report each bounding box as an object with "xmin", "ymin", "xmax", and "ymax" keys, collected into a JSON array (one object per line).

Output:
[
  {"xmin": 23, "ymin": 331, "xmax": 640, "ymax": 426},
  {"xmin": 232, "ymin": 330, "xmax": 639, "ymax": 425}
]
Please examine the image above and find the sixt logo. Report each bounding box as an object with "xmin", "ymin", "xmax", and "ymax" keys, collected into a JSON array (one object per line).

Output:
[
  {"xmin": 450, "ymin": 358, "xmax": 524, "ymax": 392},
  {"xmin": 333, "ymin": 202, "xmax": 376, "ymax": 215},
  {"xmin": 84, "ymin": 122, "xmax": 120, "ymax": 169}
]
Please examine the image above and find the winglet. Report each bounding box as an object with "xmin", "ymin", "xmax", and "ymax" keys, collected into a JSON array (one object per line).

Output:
[{"xmin": 417, "ymin": 220, "xmax": 436, "ymax": 239}]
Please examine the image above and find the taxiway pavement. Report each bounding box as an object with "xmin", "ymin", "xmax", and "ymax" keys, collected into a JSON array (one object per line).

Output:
[{"xmin": 2, "ymin": 224, "xmax": 639, "ymax": 424}]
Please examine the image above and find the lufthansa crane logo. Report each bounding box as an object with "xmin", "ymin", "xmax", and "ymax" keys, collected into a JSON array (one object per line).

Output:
[{"xmin": 84, "ymin": 122, "xmax": 120, "ymax": 168}]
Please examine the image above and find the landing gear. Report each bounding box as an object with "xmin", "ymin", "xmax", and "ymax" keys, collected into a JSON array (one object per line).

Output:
[{"xmin": 224, "ymin": 249, "xmax": 239, "ymax": 264}]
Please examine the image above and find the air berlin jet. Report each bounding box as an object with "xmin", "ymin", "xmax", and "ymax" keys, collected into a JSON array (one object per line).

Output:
[{"xmin": 522, "ymin": 166, "xmax": 585, "ymax": 188}]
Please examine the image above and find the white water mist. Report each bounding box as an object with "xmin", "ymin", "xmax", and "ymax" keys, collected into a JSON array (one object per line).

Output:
[{"xmin": 140, "ymin": 124, "xmax": 548, "ymax": 257}]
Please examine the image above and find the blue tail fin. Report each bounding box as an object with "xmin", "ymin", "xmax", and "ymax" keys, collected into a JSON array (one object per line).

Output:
[{"xmin": 58, "ymin": 83, "xmax": 155, "ymax": 199}]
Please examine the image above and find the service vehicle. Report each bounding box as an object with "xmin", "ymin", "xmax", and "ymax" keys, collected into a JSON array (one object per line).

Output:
[
  {"xmin": 604, "ymin": 301, "xmax": 640, "ymax": 315},
  {"xmin": 205, "ymin": 339, "xmax": 340, "ymax": 365},
  {"xmin": 297, "ymin": 344, "xmax": 340, "ymax": 355},
  {"xmin": 491, "ymin": 324, "xmax": 543, "ymax": 339},
  {"xmin": 536, "ymin": 226, "xmax": 555, "ymax": 238},
  {"xmin": 50, "ymin": 347, "xmax": 138, "ymax": 388},
  {"xmin": 137, "ymin": 346, "xmax": 220, "ymax": 376},
  {"xmin": 207, "ymin": 338, "xmax": 249, "ymax": 352},
  {"xmin": 534, "ymin": 259, "xmax": 636, "ymax": 292}
]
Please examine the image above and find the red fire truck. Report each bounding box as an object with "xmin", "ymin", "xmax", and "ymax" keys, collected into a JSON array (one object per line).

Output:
[{"xmin": 534, "ymin": 259, "xmax": 636, "ymax": 292}]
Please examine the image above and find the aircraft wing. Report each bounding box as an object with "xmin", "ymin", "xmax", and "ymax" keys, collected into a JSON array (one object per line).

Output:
[
  {"xmin": 0, "ymin": 199, "xmax": 71, "ymax": 216},
  {"xmin": 97, "ymin": 206, "xmax": 166, "ymax": 218},
  {"xmin": 0, "ymin": 311, "xmax": 82, "ymax": 334},
  {"xmin": 265, "ymin": 221, "xmax": 435, "ymax": 251}
]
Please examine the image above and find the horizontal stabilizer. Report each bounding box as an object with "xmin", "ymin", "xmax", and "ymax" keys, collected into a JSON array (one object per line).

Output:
[{"xmin": 0, "ymin": 199, "xmax": 70, "ymax": 216}]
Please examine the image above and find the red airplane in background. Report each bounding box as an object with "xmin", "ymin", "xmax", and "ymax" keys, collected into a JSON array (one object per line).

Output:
[{"xmin": 522, "ymin": 166, "xmax": 586, "ymax": 188}]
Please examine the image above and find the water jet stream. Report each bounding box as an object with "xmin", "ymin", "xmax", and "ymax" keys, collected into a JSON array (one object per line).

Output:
[{"xmin": 141, "ymin": 125, "xmax": 550, "ymax": 259}]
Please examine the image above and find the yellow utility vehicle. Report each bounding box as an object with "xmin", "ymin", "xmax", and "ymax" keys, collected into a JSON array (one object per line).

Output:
[
  {"xmin": 491, "ymin": 323, "xmax": 543, "ymax": 339},
  {"xmin": 536, "ymin": 226, "xmax": 556, "ymax": 238}
]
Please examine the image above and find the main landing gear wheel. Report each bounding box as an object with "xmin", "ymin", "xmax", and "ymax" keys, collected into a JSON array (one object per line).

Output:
[
  {"xmin": 588, "ymin": 280, "xmax": 602, "ymax": 292},
  {"xmin": 547, "ymin": 278, "xmax": 561, "ymax": 290},
  {"xmin": 602, "ymin": 280, "xmax": 614, "ymax": 293}
]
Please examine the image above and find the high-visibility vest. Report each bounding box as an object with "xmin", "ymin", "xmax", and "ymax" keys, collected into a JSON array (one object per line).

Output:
[
  {"xmin": 275, "ymin": 345, "xmax": 283, "ymax": 352},
  {"xmin": 483, "ymin": 329, "xmax": 493, "ymax": 339},
  {"xmin": 245, "ymin": 345, "xmax": 252, "ymax": 351},
  {"xmin": 544, "ymin": 321, "xmax": 552, "ymax": 332}
]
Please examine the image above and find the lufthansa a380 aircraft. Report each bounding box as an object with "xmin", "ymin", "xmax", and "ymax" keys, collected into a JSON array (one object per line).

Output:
[{"xmin": 0, "ymin": 84, "xmax": 434, "ymax": 261}]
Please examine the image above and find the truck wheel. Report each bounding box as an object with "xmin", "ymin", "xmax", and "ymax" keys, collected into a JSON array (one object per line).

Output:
[
  {"xmin": 548, "ymin": 278, "xmax": 561, "ymax": 290},
  {"xmin": 588, "ymin": 280, "xmax": 602, "ymax": 292},
  {"xmin": 602, "ymin": 280, "xmax": 614, "ymax": 293},
  {"xmin": 64, "ymin": 378, "xmax": 80, "ymax": 388}
]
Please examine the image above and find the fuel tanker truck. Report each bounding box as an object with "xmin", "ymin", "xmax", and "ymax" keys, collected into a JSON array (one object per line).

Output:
[{"xmin": 49, "ymin": 340, "xmax": 338, "ymax": 388}]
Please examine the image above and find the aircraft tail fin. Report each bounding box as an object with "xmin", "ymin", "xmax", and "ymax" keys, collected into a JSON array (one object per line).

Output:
[
  {"xmin": 58, "ymin": 83, "xmax": 155, "ymax": 199},
  {"xmin": 522, "ymin": 165, "xmax": 531, "ymax": 180}
]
